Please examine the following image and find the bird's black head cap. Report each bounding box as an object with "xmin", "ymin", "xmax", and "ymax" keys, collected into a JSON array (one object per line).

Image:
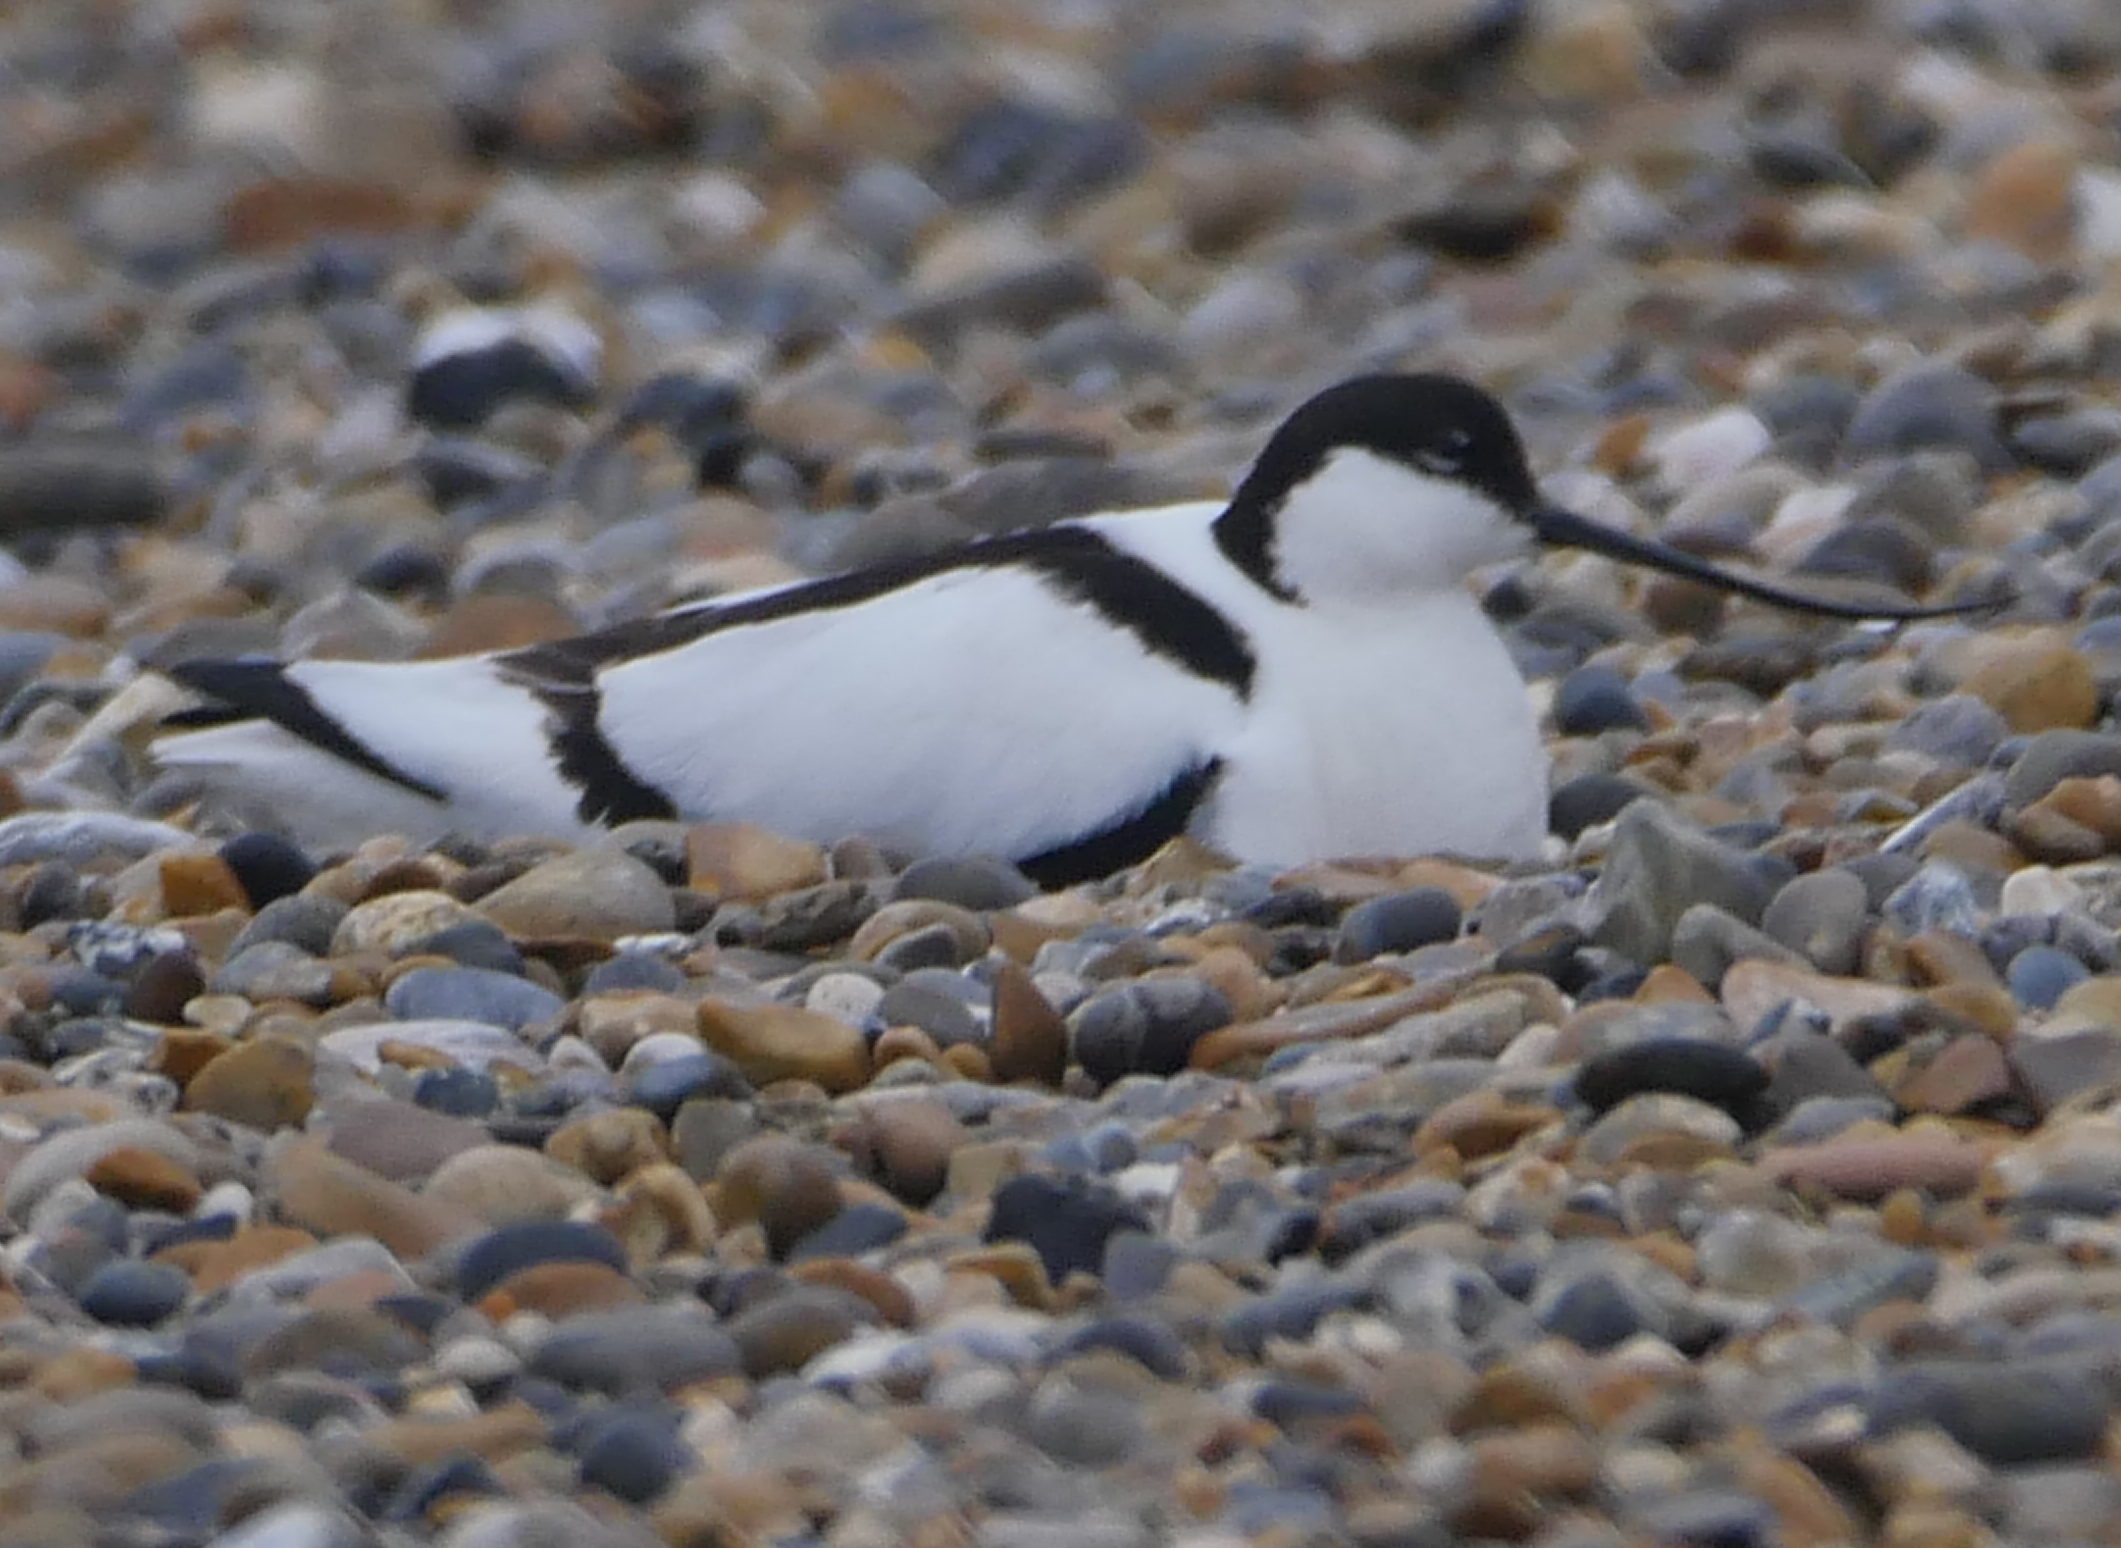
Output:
[{"xmin": 1215, "ymin": 373, "xmax": 1540, "ymax": 599}]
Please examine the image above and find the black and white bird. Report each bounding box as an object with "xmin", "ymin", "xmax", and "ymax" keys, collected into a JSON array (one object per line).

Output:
[{"xmin": 156, "ymin": 374, "xmax": 1982, "ymax": 886}]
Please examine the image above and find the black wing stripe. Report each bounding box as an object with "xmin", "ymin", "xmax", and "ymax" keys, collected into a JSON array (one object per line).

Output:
[
  {"xmin": 1016, "ymin": 758, "xmax": 1223, "ymax": 889},
  {"xmin": 168, "ymin": 659, "xmax": 447, "ymax": 801},
  {"xmin": 517, "ymin": 678, "xmax": 678, "ymax": 826},
  {"xmin": 501, "ymin": 524, "xmax": 1256, "ymax": 700}
]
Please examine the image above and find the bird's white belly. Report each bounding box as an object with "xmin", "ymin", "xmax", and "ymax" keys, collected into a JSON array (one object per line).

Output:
[{"xmin": 1201, "ymin": 592, "xmax": 1548, "ymax": 865}]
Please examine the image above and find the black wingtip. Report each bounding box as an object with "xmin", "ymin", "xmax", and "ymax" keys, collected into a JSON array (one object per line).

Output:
[{"xmin": 166, "ymin": 657, "xmax": 447, "ymax": 801}]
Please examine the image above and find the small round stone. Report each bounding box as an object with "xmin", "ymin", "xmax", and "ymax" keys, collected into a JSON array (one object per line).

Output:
[
  {"xmin": 893, "ymin": 854, "xmax": 1040, "ymax": 910},
  {"xmin": 411, "ymin": 1067, "xmax": 499, "ymax": 1118},
  {"xmin": 1553, "ymin": 663, "xmax": 1650, "ymax": 735},
  {"xmin": 1333, "ymin": 887, "xmax": 1463, "ymax": 963},
  {"xmin": 984, "ymin": 1174, "xmax": 1149, "ymax": 1285},
  {"xmin": 1548, "ymin": 773, "xmax": 1651, "ymax": 840},
  {"xmin": 2008, "ymin": 944, "xmax": 2091, "ymax": 1011},
  {"xmin": 76, "ymin": 1259, "xmax": 190, "ymax": 1327},
  {"xmin": 574, "ymin": 1406, "xmax": 690, "ymax": 1503},
  {"xmin": 1069, "ymin": 977, "xmax": 1231, "ymax": 1086},
  {"xmin": 383, "ymin": 965, "xmax": 564, "ymax": 1031},
  {"xmin": 217, "ymin": 831, "xmax": 317, "ymax": 909}
]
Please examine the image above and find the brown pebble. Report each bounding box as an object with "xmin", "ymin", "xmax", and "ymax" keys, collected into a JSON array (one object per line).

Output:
[
  {"xmin": 714, "ymin": 1134, "xmax": 844, "ymax": 1259},
  {"xmin": 147, "ymin": 1028, "xmax": 234, "ymax": 1087},
  {"xmin": 1890, "ymin": 1035, "xmax": 2014, "ymax": 1115},
  {"xmin": 685, "ymin": 822, "xmax": 826, "ymax": 901},
  {"xmin": 946, "ymin": 1243, "xmax": 1054, "ymax": 1307},
  {"xmin": 697, "ymin": 1001, "xmax": 870, "ymax": 1094},
  {"xmin": 477, "ymin": 1261, "xmax": 646, "ymax": 1320},
  {"xmin": 598, "ymin": 1162, "xmax": 718, "ymax": 1261},
  {"xmin": 789, "ymin": 1258, "xmax": 916, "ymax": 1328},
  {"xmin": 1960, "ymin": 642, "xmax": 2098, "ymax": 734},
  {"xmin": 157, "ymin": 1225, "xmax": 318, "ymax": 1295},
  {"xmin": 181, "ymin": 1037, "xmax": 314, "ymax": 1130},
  {"xmin": 366, "ymin": 1402, "xmax": 549, "ymax": 1468},
  {"xmin": 871, "ymin": 1024, "xmax": 944, "ymax": 1072},
  {"xmin": 543, "ymin": 1106, "xmax": 670, "ymax": 1186},
  {"xmin": 414, "ymin": 593, "xmax": 577, "ymax": 657},
  {"xmin": 988, "ymin": 959, "xmax": 1067, "ymax": 1085},
  {"xmin": 1759, "ymin": 1133, "xmax": 1984, "ymax": 1201},
  {"xmin": 838, "ymin": 1096, "xmax": 965, "ymax": 1206},
  {"xmin": 1413, "ymin": 1090, "xmax": 1554, "ymax": 1161},
  {"xmin": 1962, "ymin": 136, "xmax": 2079, "ymax": 260},
  {"xmin": 1452, "ymin": 1359, "xmax": 1588, "ymax": 1434},
  {"xmin": 83, "ymin": 1145, "xmax": 202, "ymax": 1213},
  {"xmin": 156, "ymin": 854, "xmax": 249, "ymax": 918},
  {"xmin": 270, "ymin": 1137, "xmax": 483, "ymax": 1259}
]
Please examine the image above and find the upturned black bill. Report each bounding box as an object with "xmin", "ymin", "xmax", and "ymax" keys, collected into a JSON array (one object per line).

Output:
[{"xmin": 1529, "ymin": 505, "xmax": 1995, "ymax": 621}]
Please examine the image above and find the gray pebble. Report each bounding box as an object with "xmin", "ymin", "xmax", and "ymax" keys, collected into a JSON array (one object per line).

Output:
[
  {"xmin": 2005, "ymin": 729, "xmax": 2121, "ymax": 808},
  {"xmin": 384, "ymin": 965, "xmax": 564, "ymax": 1031},
  {"xmin": 1844, "ymin": 359, "xmax": 2007, "ymax": 469},
  {"xmin": 1586, "ymin": 801, "xmax": 1779, "ymax": 964},
  {"xmin": 1886, "ymin": 693, "xmax": 2009, "ymax": 766},
  {"xmin": 1881, "ymin": 861, "xmax": 1981, "ymax": 937},
  {"xmin": 1761, "ymin": 867, "xmax": 1872, "ymax": 974}
]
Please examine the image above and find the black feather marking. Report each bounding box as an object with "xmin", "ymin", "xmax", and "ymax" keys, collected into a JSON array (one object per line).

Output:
[
  {"xmin": 1015, "ymin": 758, "xmax": 1223, "ymax": 890},
  {"xmin": 167, "ymin": 658, "xmax": 447, "ymax": 801},
  {"xmin": 502, "ymin": 524, "xmax": 1256, "ymax": 700},
  {"xmin": 516, "ymin": 677, "xmax": 678, "ymax": 826}
]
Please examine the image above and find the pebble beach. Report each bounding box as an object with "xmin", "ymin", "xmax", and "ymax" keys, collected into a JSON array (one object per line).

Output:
[{"xmin": 5, "ymin": 1, "xmax": 2121, "ymax": 1544}]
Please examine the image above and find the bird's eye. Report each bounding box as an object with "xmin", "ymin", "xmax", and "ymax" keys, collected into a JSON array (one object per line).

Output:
[{"xmin": 1413, "ymin": 450, "xmax": 1461, "ymax": 475}]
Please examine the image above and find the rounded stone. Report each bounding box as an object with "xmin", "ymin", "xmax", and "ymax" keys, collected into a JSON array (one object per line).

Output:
[
  {"xmin": 574, "ymin": 1406, "xmax": 690, "ymax": 1503},
  {"xmin": 456, "ymin": 1220, "xmax": 628, "ymax": 1302},
  {"xmin": 217, "ymin": 832, "xmax": 317, "ymax": 909},
  {"xmin": 2008, "ymin": 944, "xmax": 2091, "ymax": 1011},
  {"xmin": 716, "ymin": 1135, "xmax": 844, "ymax": 1260},
  {"xmin": 984, "ymin": 1174, "xmax": 1149, "ymax": 1285},
  {"xmin": 1554, "ymin": 664, "xmax": 1650, "ymax": 735},
  {"xmin": 181, "ymin": 1038, "xmax": 315, "ymax": 1130},
  {"xmin": 76, "ymin": 1259, "xmax": 190, "ymax": 1326},
  {"xmin": 1333, "ymin": 887, "xmax": 1463, "ymax": 964},
  {"xmin": 1069, "ymin": 977, "xmax": 1231, "ymax": 1086},
  {"xmin": 332, "ymin": 891, "xmax": 480, "ymax": 957},
  {"xmin": 1761, "ymin": 868, "xmax": 1871, "ymax": 976},
  {"xmin": 1548, "ymin": 773, "xmax": 1651, "ymax": 840},
  {"xmin": 475, "ymin": 847, "xmax": 676, "ymax": 941},
  {"xmin": 384, "ymin": 966, "xmax": 564, "ymax": 1031},
  {"xmin": 526, "ymin": 1306, "xmax": 739, "ymax": 1396},
  {"xmin": 696, "ymin": 1001, "xmax": 869, "ymax": 1094},
  {"xmin": 1572, "ymin": 1037, "xmax": 1768, "ymax": 1121},
  {"xmin": 892, "ymin": 854, "xmax": 1040, "ymax": 910},
  {"xmin": 412, "ymin": 1067, "xmax": 499, "ymax": 1118}
]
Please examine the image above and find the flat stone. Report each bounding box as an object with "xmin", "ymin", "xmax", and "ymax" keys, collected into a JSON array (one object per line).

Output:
[
  {"xmin": 1760, "ymin": 1133, "xmax": 1984, "ymax": 1201},
  {"xmin": 181, "ymin": 1038, "xmax": 314, "ymax": 1130},
  {"xmin": 684, "ymin": 823, "xmax": 826, "ymax": 901},
  {"xmin": 423, "ymin": 1144, "xmax": 605, "ymax": 1224},
  {"xmin": 526, "ymin": 1306, "xmax": 739, "ymax": 1395},
  {"xmin": 1870, "ymin": 1361, "xmax": 2110, "ymax": 1464},
  {"xmin": 476, "ymin": 847, "xmax": 676, "ymax": 941},
  {"xmin": 318, "ymin": 1019, "xmax": 542, "ymax": 1076},
  {"xmin": 330, "ymin": 891, "xmax": 481, "ymax": 956},
  {"xmin": 696, "ymin": 1001, "xmax": 869, "ymax": 1094},
  {"xmin": 268, "ymin": 1138, "xmax": 482, "ymax": 1260}
]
